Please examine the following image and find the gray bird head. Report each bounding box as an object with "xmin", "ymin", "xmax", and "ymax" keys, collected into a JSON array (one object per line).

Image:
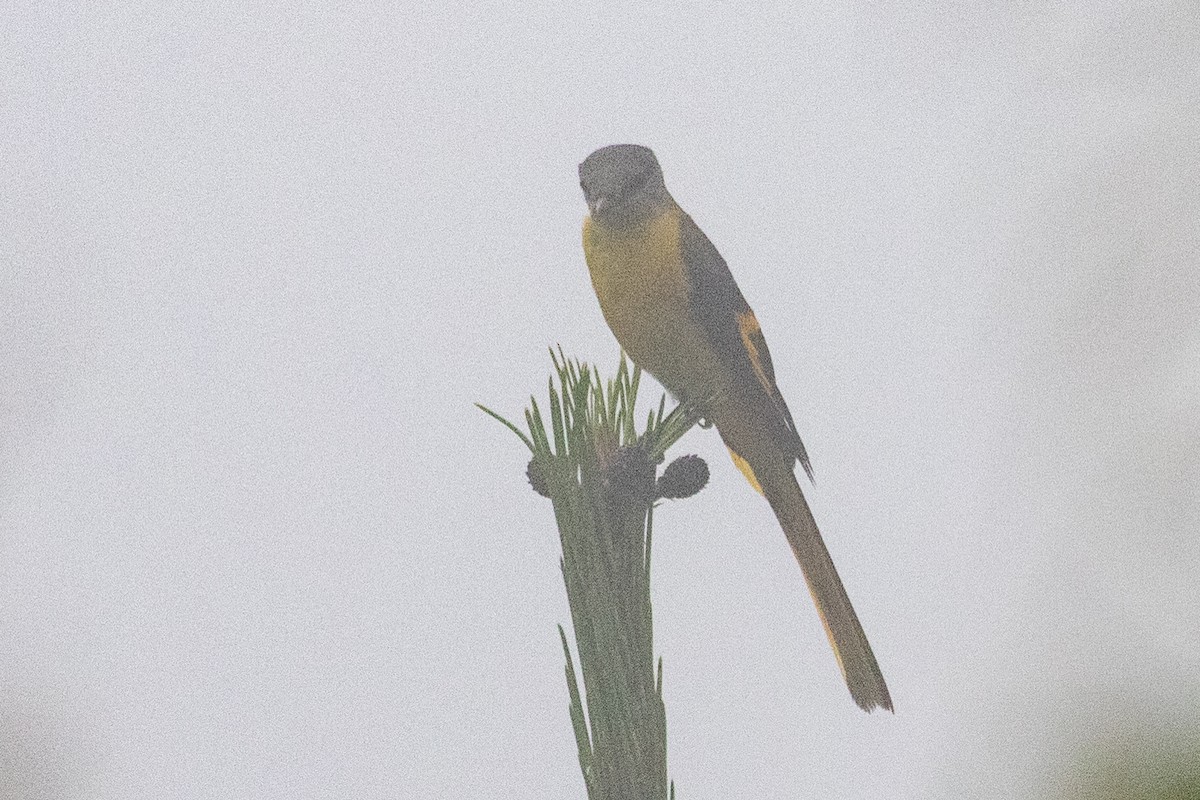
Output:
[{"xmin": 579, "ymin": 144, "xmax": 672, "ymax": 226}]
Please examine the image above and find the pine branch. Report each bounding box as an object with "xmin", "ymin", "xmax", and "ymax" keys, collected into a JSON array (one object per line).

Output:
[{"xmin": 480, "ymin": 350, "xmax": 707, "ymax": 799}]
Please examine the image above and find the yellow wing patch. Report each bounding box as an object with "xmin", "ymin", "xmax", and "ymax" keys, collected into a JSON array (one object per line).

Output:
[
  {"xmin": 737, "ymin": 310, "xmax": 775, "ymax": 397},
  {"xmin": 734, "ymin": 308, "xmax": 814, "ymax": 480}
]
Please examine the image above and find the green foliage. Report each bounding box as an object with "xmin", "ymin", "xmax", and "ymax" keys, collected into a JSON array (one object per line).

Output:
[
  {"xmin": 478, "ymin": 349, "xmax": 703, "ymax": 800},
  {"xmin": 1051, "ymin": 726, "xmax": 1200, "ymax": 800}
]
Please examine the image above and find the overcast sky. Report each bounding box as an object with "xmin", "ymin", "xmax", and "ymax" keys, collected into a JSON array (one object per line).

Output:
[{"xmin": 3, "ymin": 3, "xmax": 1198, "ymax": 798}]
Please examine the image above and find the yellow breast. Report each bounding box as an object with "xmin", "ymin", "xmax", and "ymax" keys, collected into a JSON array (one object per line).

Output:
[{"xmin": 582, "ymin": 207, "xmax": 726, "ymax": 401}]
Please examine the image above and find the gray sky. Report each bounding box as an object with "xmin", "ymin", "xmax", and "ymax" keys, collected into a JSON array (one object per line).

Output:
[{"xmin": 3, "ymin": 3, "xmax": 1198, "ymax": 798}]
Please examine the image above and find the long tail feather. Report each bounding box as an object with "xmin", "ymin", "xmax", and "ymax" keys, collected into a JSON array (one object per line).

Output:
[{"xmin": 758, "ymin": 466, "xmax": 892, "ymax": 712}]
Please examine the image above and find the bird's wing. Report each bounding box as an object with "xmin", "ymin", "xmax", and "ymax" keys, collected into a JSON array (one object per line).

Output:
[{"xmin": 678, "ymin": 212, "xmax": 813, "ymax": 479}]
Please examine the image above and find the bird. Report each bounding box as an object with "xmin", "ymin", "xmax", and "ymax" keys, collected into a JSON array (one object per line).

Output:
[{"xmin": 578, "ymin": 144, "xmax": 891, "ymax": 712}]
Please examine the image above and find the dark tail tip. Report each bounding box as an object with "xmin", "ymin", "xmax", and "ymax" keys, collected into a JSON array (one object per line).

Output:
[{"xmin": 853, "ymin": 688, "xmax": 894, "ymax": 714}]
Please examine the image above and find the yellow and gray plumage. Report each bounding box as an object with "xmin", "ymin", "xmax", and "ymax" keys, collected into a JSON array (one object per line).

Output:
[{"xmin": 579, "ymin": 144, "xmax": 891, "ymax": 712}]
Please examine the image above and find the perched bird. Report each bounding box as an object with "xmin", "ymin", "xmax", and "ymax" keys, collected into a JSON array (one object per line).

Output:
[{"xmin": 578, "ymin": 144, "xmax": 891, "ymax": 712}]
